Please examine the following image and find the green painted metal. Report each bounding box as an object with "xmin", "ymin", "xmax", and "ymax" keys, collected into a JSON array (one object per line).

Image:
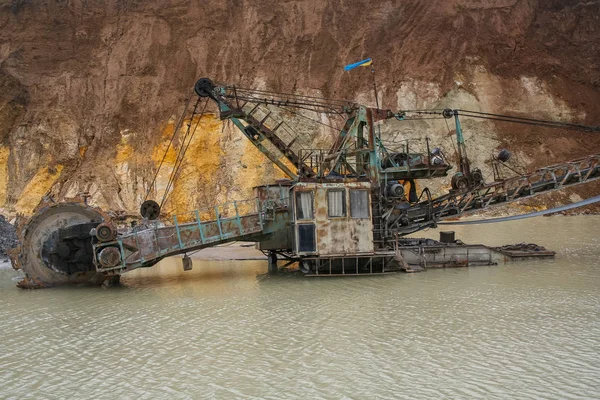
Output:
[
  {"xmin": 217, "ymin": 99, "xmax": 298, "ymax": 180},
  {"xmin": 93, "ymin": 196, "xmax": 285, "ymax": 273},
  {"xmin": 256, "ymin": 198, "xmax": 264, "ymax": 230},
  {"xmin": 215, "ymin": 206, "xmax": 224, "ymax": 239},
  {"xmin": 332, "ymin": 106, "xmax": 382, "ymax": 182},
  {"xmin": 174, "ymin": 215, "xmax": 184, "ymax": 249},
  {"xmin": 234, "ymin": 201, "xmax": 244, "ymax": 235},
  {"xmin": 232, "ymin": 117, "xmax": 298, "ymax": 179},
  {"xmin": 118, "ymin": 239, "xmax": 126, "ymax": 270},
  {"xmin": 194, "ymin": 210, "xmax": 205, "ymax": 243},
  {"xmin": 377, "ymin": 136, "xmax": 396, "ymax": 167},
  {"xmin": 454, "ymin": 112, "xmax": 465, "ymax": 145},
  {"xmin": 454, "ymin": 111, "xmax": 470, "ymax": 177},
  {"xmin": 134, "ymin": 231, "xmax": 145, "ymax": 263}
]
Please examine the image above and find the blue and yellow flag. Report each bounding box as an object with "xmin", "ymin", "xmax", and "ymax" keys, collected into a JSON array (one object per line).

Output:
[{"xmin": 344, "ymin": 58, "xmax": 373, "ymax": 71}]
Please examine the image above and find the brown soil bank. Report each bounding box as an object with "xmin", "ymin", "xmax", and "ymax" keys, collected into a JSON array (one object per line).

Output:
[{"xmin": 0, "ymin": 0, "xmax": 598, "ymax": 216}]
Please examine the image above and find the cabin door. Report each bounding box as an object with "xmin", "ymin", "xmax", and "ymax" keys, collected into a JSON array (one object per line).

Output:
[{"xmin": 294, "ymin": 190, "xmax": 316, "ymax": 254}]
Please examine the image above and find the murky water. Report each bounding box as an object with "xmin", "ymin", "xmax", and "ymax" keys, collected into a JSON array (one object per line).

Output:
[{"xmin": 1, "ymin": 216, "xmax": 600, "ymax": 399}]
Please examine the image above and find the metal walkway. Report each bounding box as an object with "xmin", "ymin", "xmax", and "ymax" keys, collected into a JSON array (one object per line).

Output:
[{"xmin": 93, "ymin": 199, "xmax": 274, "ymax": 273}]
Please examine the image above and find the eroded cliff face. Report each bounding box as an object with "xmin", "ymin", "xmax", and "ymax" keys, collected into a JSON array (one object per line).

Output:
[{"xmin": 0, "ymin": 0, "xmax": 598, "ymax": 216}]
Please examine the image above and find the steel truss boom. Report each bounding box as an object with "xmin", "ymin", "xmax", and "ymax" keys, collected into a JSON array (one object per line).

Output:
[{"xmin": 390, "ymin": 153, "xmax": 600, "ymax": 235}]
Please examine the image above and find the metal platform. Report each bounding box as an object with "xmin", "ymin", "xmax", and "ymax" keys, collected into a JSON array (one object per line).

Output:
[{"xmin": 300, "ymin": 240, "xmax": 555, "ymax": 276}]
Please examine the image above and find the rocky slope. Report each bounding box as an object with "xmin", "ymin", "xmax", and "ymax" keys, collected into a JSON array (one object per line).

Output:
[{"xmin": 0, "ymin": 0, "xmax": 598, "ymax": 216}]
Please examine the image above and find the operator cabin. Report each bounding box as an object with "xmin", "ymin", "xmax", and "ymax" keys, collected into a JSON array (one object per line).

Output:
[{"xmin": 256, "ymin": 181, "xmax": 374, "ymax": 257}]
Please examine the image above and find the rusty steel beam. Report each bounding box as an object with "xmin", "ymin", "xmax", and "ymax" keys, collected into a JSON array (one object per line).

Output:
[
  {"xmin": 92, "ymin": 199, "xmax": 287, "ymax": 274},
  {"xmin": 390, "ymin": 154, "xmax": 600, "ymax": 235}
]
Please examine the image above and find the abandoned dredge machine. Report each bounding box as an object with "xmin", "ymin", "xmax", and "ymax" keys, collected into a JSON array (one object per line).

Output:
[{"xmin": 10, "ymin": 77, "xmax": 600, "ymax": 288}]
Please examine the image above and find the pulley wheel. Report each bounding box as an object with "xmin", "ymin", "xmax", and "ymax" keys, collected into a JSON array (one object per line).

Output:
[
  {"xmin": 140, "ymin": 200, "xmax": 161, "ymax": 220},
  {"xmin": 471, "ymin": 169, "xmax": 484, "ymax": 186},
  {"xmin": 442, "ymin": 108, "xmax": 455, "ymax": 119},
  {"xmin": 497, "ymin": 149, "xmax": 511, "ymax": 163},
  {"xmin": 96, "ymin": 222, "xmax": 116, "ymax": 242},
  {"xmin": 98, "ymin": 247, "xmax": 122, "ymax": 268},
  {"xmin": 451, "ymin": 173, "xmax": 468, "ymax": 190},
  {"xmin": 194, "ymin": 78, "xmax": 216, "ymax": 98},
  {"xmin": 300, "ymin": 260, "xmax": 314, "ymax": 274}
]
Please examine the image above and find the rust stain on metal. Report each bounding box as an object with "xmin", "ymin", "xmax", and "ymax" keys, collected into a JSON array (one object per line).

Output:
[{"xmin": 12, "ymin": 77, "xmax": 600, "ymax": 287}]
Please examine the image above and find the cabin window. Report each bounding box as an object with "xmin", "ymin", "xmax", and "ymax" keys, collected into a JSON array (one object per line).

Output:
[
  {"xmin": 327, "ymin": 189, "xmax": 346, "ymax": 218},
  {"xmin": 350, "ymin": 189, "xmax": 370, "ymax": 218},
  {"xmin": 295, "ymin": 191, "xmax": 314, "ymax": 220},
  {"xmin": 298, "ymin": 224, "xmax": 316, "ymax": 252}
]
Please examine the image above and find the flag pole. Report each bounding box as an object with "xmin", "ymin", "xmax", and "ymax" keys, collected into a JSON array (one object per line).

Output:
[
  {"xmin": 371, "ymin": 64, "xmax": 380, "ymax": 109},
  {"xmin": 343, "ymin": 58, "xmax": 381, "ymax": 138},
  {"xmin": 369, "ymin": 63, "xmax": 382, "ymax": 144}
]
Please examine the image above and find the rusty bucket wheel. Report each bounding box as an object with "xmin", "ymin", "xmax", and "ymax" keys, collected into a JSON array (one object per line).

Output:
[{"xmin": 11, "ymin": 202, "xmax": 107, "ymax": 288}]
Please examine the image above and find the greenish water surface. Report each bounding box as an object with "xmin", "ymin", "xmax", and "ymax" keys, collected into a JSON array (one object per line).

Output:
[{"xmin": 1, "ymin": 215, "xmax": 599, "ymax": 399}]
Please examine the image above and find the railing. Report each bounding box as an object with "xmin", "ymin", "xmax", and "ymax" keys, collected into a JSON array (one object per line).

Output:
[
  {"xmin": 168, "ymin": 198, "xmax": 260, "ymax": 225},
  {"xmin": 239, "ymin": 102, "xmax": 315, "ymax": 177},
  {"xmin": 298, "ymin": 148, "xmax": 369, "ymax": 178},
  {"xmin": 386, "ymin": 153, "xmax": 600, "ymax": 236},
  {"xmin": 377, "ymin": 136, "xmax": 450, "ymax": 170},
  {"xmin": 169, "ymin": 198, "xmax": 263, "ymax": 246},
  {"xmin": 93, "ymin": 197, "xmax": 289, "ymax": 273}
]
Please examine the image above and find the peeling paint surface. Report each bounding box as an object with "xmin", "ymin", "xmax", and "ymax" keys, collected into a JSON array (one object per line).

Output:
[{"xmin": 294, "ymin": 181, "xmax": 374, "ymax": 255}]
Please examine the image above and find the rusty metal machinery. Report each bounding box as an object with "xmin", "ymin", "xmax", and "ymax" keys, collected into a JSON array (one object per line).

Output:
[
  {"xmin": 9, "ymin": 77, "xmax": 600, "ymax": 288},
  {"xmin": 385, "ymin": 153, "xmax": 600, "ymax": 236},
  {"xmin": 10, "ymin": 200, "xmax": 108, "ymax": 288}
]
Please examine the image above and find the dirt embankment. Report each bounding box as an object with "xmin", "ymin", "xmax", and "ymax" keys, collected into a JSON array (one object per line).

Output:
[
  {"xmin": 0, "ymin": 214, "xmax": 16, "ymax": 260},
  {"xmin": 0, "ymin": 0, "xmax": 597, "ymax": 216}
]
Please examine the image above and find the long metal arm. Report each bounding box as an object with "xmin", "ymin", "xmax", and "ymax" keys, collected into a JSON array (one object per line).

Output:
[
  {"xmin": 194, "ymin": 78, "xmax": 320, "ymax": 179},
  {"xmin": 390, "ymin": 153, "xmax": 600, "ymax": 235},
  {"xmin": 93, "ymin": 199, "xmax": 288, "ymax": 274}
]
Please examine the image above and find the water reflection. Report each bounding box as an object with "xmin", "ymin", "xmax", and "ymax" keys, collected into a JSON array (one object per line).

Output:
[{"xmin": 121, "ymin": 259, "xmax": 267, "ymax": 298}]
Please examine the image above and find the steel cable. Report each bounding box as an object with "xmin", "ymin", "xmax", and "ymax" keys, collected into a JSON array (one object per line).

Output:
[
  {"xmin": 459, "ymin": 110, "xmax": 600, "ymax": 132},
  {"xmin": 403, "ymin": 109, "xmax": 600, "ymax": 132},
  {"xmin": 438, "ymin": 195, "xmax": 600, "ymax": 225},
  {"xmin": 159, "ymin": 97, "xmax": 209, "ymax": 209},
  {"xmin": 144, "ymin": 90, "xmax": 194, "ymax": 202}
]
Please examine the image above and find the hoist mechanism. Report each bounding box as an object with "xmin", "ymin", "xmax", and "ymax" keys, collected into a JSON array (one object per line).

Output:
[
  {"xmin": 193, "ymin": 78, "xmax": 454, "ymax": 181},
  {"xmin": 9, "ymin": 77, "xmax": 600, "ymax": 288}
]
